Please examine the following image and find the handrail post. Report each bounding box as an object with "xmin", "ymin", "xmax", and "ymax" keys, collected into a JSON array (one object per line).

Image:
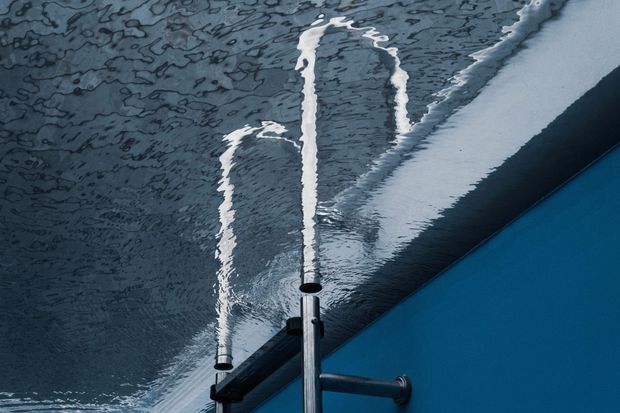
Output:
[
  {"xmin": 302, "ymin": 295, "xmax": 322, "ymax": 413},
  {"xmin": 215, "ymin": 371, "xmax": 232, "ymax": 413}
]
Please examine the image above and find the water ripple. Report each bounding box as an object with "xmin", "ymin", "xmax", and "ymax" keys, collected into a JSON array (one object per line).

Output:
[{"xmin": 0, "ymin": 0, "xmax": 553, "ymax": 411}]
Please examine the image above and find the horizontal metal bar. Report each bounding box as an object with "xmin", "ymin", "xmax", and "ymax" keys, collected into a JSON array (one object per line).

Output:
[{"xmin": 320, "ymin": 372, "xmax": 411, "ymax": 405}]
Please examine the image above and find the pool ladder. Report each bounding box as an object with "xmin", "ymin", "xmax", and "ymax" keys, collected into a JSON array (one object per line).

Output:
[{"xmin": 210, "ymin": 295, "xmax": 411, "ymax": 412}]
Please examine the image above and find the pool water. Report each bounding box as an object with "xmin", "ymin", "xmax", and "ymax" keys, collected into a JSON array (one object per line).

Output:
[{"xmin": 0, "ymin": 1, "xmax": 574, "ymax": 411}]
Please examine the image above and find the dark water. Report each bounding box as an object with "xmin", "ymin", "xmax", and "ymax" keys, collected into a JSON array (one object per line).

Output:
[{"xmin": 0, "ymin": 0, "xmax": 565, "ymax": 411}]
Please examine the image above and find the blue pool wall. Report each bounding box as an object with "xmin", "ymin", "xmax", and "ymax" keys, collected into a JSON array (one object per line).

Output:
[{"xmin": 254, "ymin": 144, "xmax": 620, "ymax": 413}]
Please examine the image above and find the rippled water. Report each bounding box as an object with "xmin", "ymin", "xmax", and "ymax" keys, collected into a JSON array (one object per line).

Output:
[{"xmin": 0, "ymin": 0, "xmax": 569, "ymax": 411}]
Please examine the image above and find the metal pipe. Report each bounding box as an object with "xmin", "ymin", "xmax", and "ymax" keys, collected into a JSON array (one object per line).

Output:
[
  {"xmin": 301, "ymin": 295, "xmax": 322, "ymax": 413},
  {"xmin": 215, "ymin": 371, "xmax": 232, "ymax": 413},
  {"xmin": 215, "ymin": 399, "xmax": 231, "ymax": 413},
  {"xmin": 214, "ymin": 345, "xmax": 233, "ymax": 371},
  {"xmin": 300, "ymin": 271, "xmax": 322, "ymax": 293},
  {"xmin": 320, "ymin": 373, "xmax": 412, "ymax": 405}
]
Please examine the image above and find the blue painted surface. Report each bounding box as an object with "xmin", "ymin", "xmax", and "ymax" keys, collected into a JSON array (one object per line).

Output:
[{"xmin": 254, "ymin": 145, "xmax": 620, "ymax": 413}]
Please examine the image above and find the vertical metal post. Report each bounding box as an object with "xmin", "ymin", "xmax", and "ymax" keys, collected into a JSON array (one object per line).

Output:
[
  {"xmin": 301, "ymin": 295, "xmax": 322, "ymax": 413},
  {"xmin": 215, "ymin": 371, "xmax": 232, "ymax": 413},
  {"xmin": 215, "ymin": 399, "xmax": 231, "ymax": 413},
  {"xmin": 215, "ymin": 343, "xmax": 233, "ymax": 371}
]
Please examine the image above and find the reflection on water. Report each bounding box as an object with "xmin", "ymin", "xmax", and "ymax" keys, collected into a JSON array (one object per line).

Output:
[
  {"xmin": 214, "ymin": 12, "xmax": 413, "ymax": 374},
  {"xmin": 296, "ymin": 15, "xmax": 412, "ymax": 291},
  {"xmin": 0, "ymin": 0, "xmax": 566, "ymax": 411},
  {"xmin": 215, "ymin": 121, "xmax": 291, "ymax": 368}
]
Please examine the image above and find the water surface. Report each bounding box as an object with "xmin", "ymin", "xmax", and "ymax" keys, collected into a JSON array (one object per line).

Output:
[{"xmin": 0, "ymin": 1, "xmax": 570, "ymax": 411}]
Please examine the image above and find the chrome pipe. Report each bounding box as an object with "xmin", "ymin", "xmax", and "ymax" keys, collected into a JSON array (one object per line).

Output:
[
  {"xmin": 299, "ymin": 273, "xmax": 323, "ymax": 294},
  {"xmin": 302, "ymin": 295, "xmax": 322, "ymax": 413},
  {"xmin": 215, "ymin": 371, "xmax": 232, "ymax": 413},
  {"xmin": 300, "ymin": 270, "xmax": 322, "ymax": 293},
  {"xmin": 214, "ymin": 347, "xmax": 233, "ymax": 371},
  {"xmin": 320, "ymin": 373, "xmax": 412, "ymax": 405},
  {"xmin": 215, "ymin": 399, "xmax": 231, "ymax": 413}
]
